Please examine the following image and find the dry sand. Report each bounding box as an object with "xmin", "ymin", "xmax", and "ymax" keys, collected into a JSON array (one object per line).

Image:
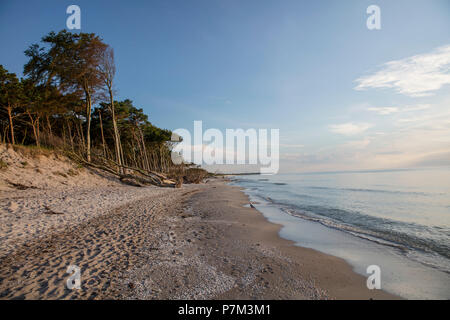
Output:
[
  {"xmin": 0, "ymin": 145, "xmax": 398, "ymax": 299},
  {"xmin": 0, "ymin": 144, "xmax": 120, "ymax": 192},
  {"xmin": 0, "ymin": 170, "xmax": 398, "ymax": 299}
]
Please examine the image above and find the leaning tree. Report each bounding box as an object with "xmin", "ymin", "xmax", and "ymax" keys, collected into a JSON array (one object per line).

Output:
[{"xmin": 24, "ymin": 30, "xmax": 107, "ymax": 161}]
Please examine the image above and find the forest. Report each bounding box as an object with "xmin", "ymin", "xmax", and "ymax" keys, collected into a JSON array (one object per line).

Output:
[{"xmin": 0, "ymin": 30, "xmax": 207, "ymax": 186}]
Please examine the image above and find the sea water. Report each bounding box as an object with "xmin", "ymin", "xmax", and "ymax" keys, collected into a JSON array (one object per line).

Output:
[{"xmin": 232, "ymin": 168, "xmax": 450, "ymax": 299}]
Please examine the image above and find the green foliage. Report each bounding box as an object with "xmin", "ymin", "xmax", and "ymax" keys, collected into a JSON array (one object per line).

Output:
[
  {"xmin": 183, "ymin": 168, "xmax": 209, "ymax": 184},
  {"xmin": 0, "ymin": 31, "xmax": 187, "ymax": 178},
  {"xmin": 12, "ymin": 144, "xmax": 54, "ymax": 158},
  {"xmin": 0, "ymin": 65, "xmax": 22, "ymax": 106}
]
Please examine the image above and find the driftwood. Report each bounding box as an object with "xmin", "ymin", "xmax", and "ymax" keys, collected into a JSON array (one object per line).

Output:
[
  {"xmin": 6, "ymin": 180, "xmax": 38, "ymax": 190},
  {"xmin": 67, "ymin": 151, "xmax": 176, "ymax": 188},
  {"xmin": 119, "ymin": 177, "xmax": 144, "ymax": 187},
  {"xmin": 91, "ymin": 152, "xmax": 172, "ymax": 183},
  {"xmin": 43, "ymin": 205, "xmax": 64, "ymax": 215}
]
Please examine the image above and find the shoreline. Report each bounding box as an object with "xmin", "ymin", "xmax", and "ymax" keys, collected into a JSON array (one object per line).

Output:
[
  {"xmin": 0, "ymin": 178, "xmax": 398, "ymax": 299},
  {"xmin": 214, "ymin": 180, "xmax": 399, "ymax": 299},
  {"xmin": 233, "ymin": 176, "xmax": 450, "ymax": 300}
]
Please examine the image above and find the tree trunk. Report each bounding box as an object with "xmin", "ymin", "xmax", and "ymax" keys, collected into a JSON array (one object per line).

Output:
[
  {"xmin": 139, "ymin": 127, "xmax": 150, "ymax": 171},
  {"xmin": 85, "ymin": 91, "xmax": 92, "ymax": 162},
  {"xmin": 66, "ymin": 118, "xmax": 74, "ymax": 151},
  {"xmin": 118, "ymin": 133, "xmax": 125, "ymax": 170},
  {"xmin": 108, "ymin": 90, "xmax": 122, "ymax": 173},
  {"xmin": 3, "ymin": 125, "xmax": 8, "ymax": 144},
  {"xmin": 21, "ymin": 127, "xmax": 28, "ymax": 145},
  {"xmin": 98, "ymin": 110, "xmax": 107, "ymax": 158},
  {"xmin": 46, "ymin": 114, "xmax": 52, "ymax": 138},
  {"xmin": 78, "ymin": 118, "xmax": 85, "ymax": 150},
  {"xmin": 62, "ymin": 122, "xmax": 66, "ymax": 148},
  {"xmin": 7, "ymin": 105, "xmax": 15, "ymax": 145},
  {"xmin": 27, "ymin": 111, "xmax": 40, "ymax": 147},
  {"xmin": 36, "ymin": 117, "xmax": 40, "ymax": 145}
]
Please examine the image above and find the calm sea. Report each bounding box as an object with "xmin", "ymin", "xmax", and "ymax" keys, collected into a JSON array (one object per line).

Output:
[{"xmin": 232, "ymin": 168, "xmax": 450, "ymax": 298}]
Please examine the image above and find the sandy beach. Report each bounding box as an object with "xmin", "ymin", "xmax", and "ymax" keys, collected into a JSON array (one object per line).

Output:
[
  {"xmin": 1, "ymin": 0, "xmax": 449, "ymax": 303},
  {"xmin": 0, "ymin": 176, "xmax": 398, "ymax": 299}
]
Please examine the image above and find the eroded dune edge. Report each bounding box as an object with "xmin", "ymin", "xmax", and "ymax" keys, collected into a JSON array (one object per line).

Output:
[{"xmin": 0, "ymin": 147, "xmax": 397, "ymax": 299}]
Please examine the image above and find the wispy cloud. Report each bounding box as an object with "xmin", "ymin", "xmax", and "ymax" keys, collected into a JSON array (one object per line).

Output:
[
  {"xmin": 355, "ymin": 45, "xmax": 450, "ymax": 97},
  {"xmin": 345, "ymin": 138, "xmax": 371, "ymax": 148},
  {"xmin": 397, "ymin": 116, "xmax": 429, "ymax": 123},
  {"xmin": 280, "ymin": 143, "xmax": 305, "ymax": 148},
  {"xmin": 367, "ymin": 107, "xmax": 399, "ymax": 115},
  {"xmin": 329, "ymin": 122, "xmax": 373, "ymax": 135},
  {"xmin": 402, "ymin": 104, "xmax": 431, "ymax": 112},
  {"xmin": 367, "ymin": 104, "xmax": 431, "ymax": 115}
]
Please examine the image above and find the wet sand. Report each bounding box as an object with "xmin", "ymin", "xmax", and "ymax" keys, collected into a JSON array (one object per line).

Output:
[{"xmin": 0, "ymin": 178, "xmax": 398, "ymax": 299}]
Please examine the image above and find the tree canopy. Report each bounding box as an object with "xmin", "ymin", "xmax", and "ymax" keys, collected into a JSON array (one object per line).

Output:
[{"xmin": 0, "ymin": 30, "xmax": 177, "ymax": 175}]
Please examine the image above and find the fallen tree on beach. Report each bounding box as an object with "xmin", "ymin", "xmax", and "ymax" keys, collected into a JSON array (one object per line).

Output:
[
  {"xmin": 68, "ymin": 151, "xmax": 177, "ymax": 187},
  {"xmin": 0, "ymin": 30, "xmax": 209, "ymax": 187}
]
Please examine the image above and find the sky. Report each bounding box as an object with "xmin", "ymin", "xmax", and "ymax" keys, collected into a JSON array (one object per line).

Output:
[{"xmin": 1, "ymin": 0, "xmax": 449, "ymax": 173}]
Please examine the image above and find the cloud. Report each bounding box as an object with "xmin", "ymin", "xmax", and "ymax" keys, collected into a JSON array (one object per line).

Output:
[
  {"xmin": 367, "ymin": 107, "xmax": 399, "ymax": 115},
  {"xmin": 283, "ymin": 99, "xmax": 450, "ymax": 172},
  {"xmin": 411, "ymin": 151, "xmax": 450, "ymax": 167},
  {"xmin": 345, "ymin": 138, "xmax": 371, "ymax": 148},
  {"xmin": 397, "ymin": 116, "xmax": 428, "ymax": 123},
  {"xmin": 402, "ymin": 104, "xmax": 431, "ymax": 112},
  {"xmin": 329, "ymin": 122, "xmax": 373, "ymax": 135},
  {"xmin": 355, "ymin": 45, "xmax": 450, "ymax": 97},
  {"xmin": 367, "ymin": 104, "xmax": 431, "ymax": 115},
  {"xmin": 396, "ymin": 108, "xmax": 450, "ymax": 127},
  {"xmin": 280, "ymin": 143, "xmax": 305, "ymax": 148}
]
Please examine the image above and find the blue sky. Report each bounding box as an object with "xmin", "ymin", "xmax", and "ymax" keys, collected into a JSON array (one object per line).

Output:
[{"xmin": 1, "ymin": 0, "xmax": 449, "ymax": 172}]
